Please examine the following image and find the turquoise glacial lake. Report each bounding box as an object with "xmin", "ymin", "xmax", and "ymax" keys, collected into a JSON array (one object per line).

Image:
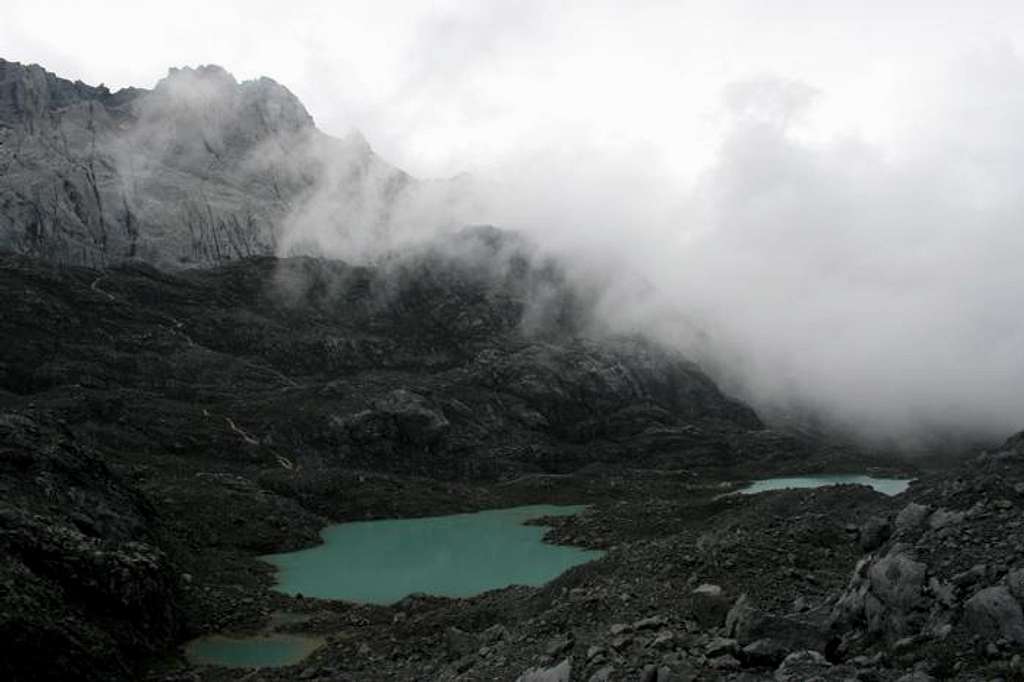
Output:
[
  {"xmin": 261, "ymin": 505, "xmax": 604, "ymax": 604},
  {"xmin": 737, "ymin": 475, "xmax": 912, "ymax": 496},
  {"xmin": 184, "ymin": 633, "xmax": 323, "ymax": 668}
]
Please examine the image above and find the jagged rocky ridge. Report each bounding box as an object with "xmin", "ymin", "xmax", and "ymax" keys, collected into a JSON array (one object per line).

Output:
[
  {"xmin": 0, "ymin": 226, "xmax": 771, "ymax": 478},
  {"xmin": 0, "ymin": 58, "xmax": 459, "ymax": 267}
]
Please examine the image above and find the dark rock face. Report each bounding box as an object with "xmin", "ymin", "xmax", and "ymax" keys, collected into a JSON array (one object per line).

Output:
[
  {"xmin": 471, "ymin": 339, "xmax": 760, "ymax": 445},
  {"xmin": 0, "ymin": 413, "xmax": 179, "ymax": 682},
  {"xmin": 858, "ymin": 515, "xmax": 891, "ymax": 552},
  {"xmin": 0, "ymin": 240, "xmax": 763, "ymax": 478}
]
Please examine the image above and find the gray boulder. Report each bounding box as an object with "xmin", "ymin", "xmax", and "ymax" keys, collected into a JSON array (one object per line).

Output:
[
  {"xmin": 859, "ymin": 515, "xmax": 891, "ymax": 552},
  {"xmin": 832, "ymin": 549, "xmax": 928, "ymax": 640},
  {"xmin": 774, "ymin": 650, "xmax": 831, "ymax": 682},
  {"xmin": 894, "ymin": 503, "xmax": 931, "ymax": 535},
  {"xmin": 334, "ymin": 389, "xmax": 449, "ymax": 450},
  {"xmin": 963, "ymin": 586, "xmax": 1024, "ymax": 644},
  {"xmin": 516, "ymin": 658, "xmax": 571, "ymax": 682},
  {"xmin": 689, "ymin": 583, "xmax": 730, "ymax": 628},
  {"xmin": 726, "ymin": 594, "xmax": 829, "ymax": 652},
  {"xmin": 444, "ymin": 626, "xmax": 478, "ymax": 658},
  {"xmin": 742, "ymin": 638, "xmax": 792, "ymax": 666},
  {"xmin": 1005, "ymin": 567, "xmax": 1024, "ymax": 601},
  {"xmin": 896, "ymin": 673, "xmax": 936, "ymax": 682},
  {"xmin": 371, "ymin": 389, "xmax": 450, "ymax": 446},
  {"xmin": 927, "ymin": 508, "xmax": 965, "ymax": 530}
]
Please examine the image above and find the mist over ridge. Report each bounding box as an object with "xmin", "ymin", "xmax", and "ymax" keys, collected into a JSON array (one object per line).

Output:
[
  {"xmin": 3, "ymin": 42, "xmax": 1024, "ymax": 450},
  {"xmin": 448, "ymin": 55, "xmax": 1024, "ymax": 451},
  {"xmin": 9, "ymin": 8, "xmax": 1024, "ymax": 680},
  {"xmin": 353, "ymin": 56, "xmax": 1024, "ymax": 452}
]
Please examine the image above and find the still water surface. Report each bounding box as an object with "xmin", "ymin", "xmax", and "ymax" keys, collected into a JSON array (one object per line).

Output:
[
  {"xmin": 737, "ymin": 475, "xmax": 912, "ymax": 496},
  {"xmin": 262, "ymin": 504, "xmax": 604, "ymax": 604},
  {"xmin": 184, "ymin": 634, "xmax": 323, "ymax": 668}
]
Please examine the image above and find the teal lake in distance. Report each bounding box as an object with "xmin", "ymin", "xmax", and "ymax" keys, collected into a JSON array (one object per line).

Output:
[
  {"xmin": 184, "ymin": 634, "xmax": 323, "ymax": 668},
  {"xmin": 737, "ymin": 475, "xmax": 912, "ymax": 496},
  {"xmin": 261, "ymin": 505, "xmax": 604, "ymax": 604}
]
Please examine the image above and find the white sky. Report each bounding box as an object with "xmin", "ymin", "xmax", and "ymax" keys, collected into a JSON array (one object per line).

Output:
[{"xmin": 3, "ymin": 1, "xmax": 1023, "ymax": 179}]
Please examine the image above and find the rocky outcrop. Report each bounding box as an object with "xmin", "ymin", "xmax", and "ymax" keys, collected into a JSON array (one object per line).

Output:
[
  {"xmin": 332, "ymin": 388, "xmax": 451, "ymax": 454},
  {"xmin": 831, "ymin": 546, "xmax": 928, "ymax": 641},
  {"xmin": 821, "ymin": 437, "xmax": 1024, "ymax": 677}
]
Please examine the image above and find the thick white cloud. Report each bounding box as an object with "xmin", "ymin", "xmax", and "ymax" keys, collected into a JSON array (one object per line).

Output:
[
  {"xmin": 5, "ymin": 1, "xmax": 1023, "ymax": 177},
  {"xmin": 4, "ymin": 2, "xmax": 1024, "ymax": 445}
]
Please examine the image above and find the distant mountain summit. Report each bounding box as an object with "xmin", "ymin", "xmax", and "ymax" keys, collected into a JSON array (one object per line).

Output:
[{"xmin": 0, "ymin": 59, "xmax": 455, "ymax": 267}]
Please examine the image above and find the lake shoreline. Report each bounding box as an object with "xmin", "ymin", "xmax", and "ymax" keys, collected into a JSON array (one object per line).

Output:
[{"xmin": 149, "ymin": 464, "xmax": 933, "ymax": 678}]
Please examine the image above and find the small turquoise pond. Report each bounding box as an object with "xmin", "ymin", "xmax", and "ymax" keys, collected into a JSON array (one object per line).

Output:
[
  {"xmin": 737, "ymin": 475, "xmax": 912, "ymax": 496},
  {"xmin": 261, "ymin": 505, "xmax": 604, "ymax": 604},
  {"xmin": 184, "ymin": 634, "xmax": 323, "ymax": 668}
]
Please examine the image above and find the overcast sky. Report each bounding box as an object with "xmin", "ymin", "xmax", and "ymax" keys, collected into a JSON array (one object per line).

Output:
[
  {"xmin": 5, "ymin": 2, "xmax": 1024, "ymax": 446},
  {"xmin": 4, "ymin": 1, "xmax": 1023, "ymax": 178}
]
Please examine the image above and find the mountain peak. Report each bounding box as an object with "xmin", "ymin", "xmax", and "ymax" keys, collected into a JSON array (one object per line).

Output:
[
  {"xmin": 149, "ymin": 63, "xmax": 313, "ymax": 133},
  {"xmin": 0, "ymin": 57, "xmax": 111, "ymax": 125},
  {"xmin": 165, "ymin": 64, "xmax": 237, "ymax": 84},
  {"xmin": 0, "ymin": 56, "xmax": 404, "ymax": 267}
]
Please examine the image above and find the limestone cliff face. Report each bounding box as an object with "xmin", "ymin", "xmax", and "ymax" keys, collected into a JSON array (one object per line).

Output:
[{"xmin": 0, "ymin": 59, "xmax": 437, "ymax": 267}]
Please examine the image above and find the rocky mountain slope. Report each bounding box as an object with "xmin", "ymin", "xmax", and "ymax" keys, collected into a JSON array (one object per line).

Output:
[
  {"xmin": 1, "ymin": 221, "xmax": 828, "ymax": 680},
  {"xmin": 0, "ymin": 58, "xmax": 457, "ymax": 267},
  {"xmin": 2, "ymin": 57, "xmax": 1017, "ymax": 682},
  {"xmin": 0, "ymin": 58, "xmax": 808, "ymax": 680},
  {"xmin": 0, "ymin": 226, "xmax": 773, "ymax": 479}
]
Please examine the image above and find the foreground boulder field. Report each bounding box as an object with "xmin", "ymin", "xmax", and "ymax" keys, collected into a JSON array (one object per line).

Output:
[{"xmin": 2, "ymin": 58, "xmax": 1024, "ymax": 681}]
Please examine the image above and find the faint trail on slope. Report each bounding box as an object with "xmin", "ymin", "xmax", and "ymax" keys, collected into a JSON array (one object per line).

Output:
[
  {"xmin": 90, "ymin": 274, "xmax": 116, "ymax": 301},
  {"xmin": 225, "ymin": 417, "xmax": 260, "ymax": 445},
  {"xmin": 224, "ymin": 416, "xmax": 296, "ymax": 470}
]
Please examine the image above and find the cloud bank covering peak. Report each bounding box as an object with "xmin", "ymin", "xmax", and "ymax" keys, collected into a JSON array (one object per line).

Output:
[{"xmin": 4, "ymin": 1, "xmax": 1024, "ymax": 447}]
